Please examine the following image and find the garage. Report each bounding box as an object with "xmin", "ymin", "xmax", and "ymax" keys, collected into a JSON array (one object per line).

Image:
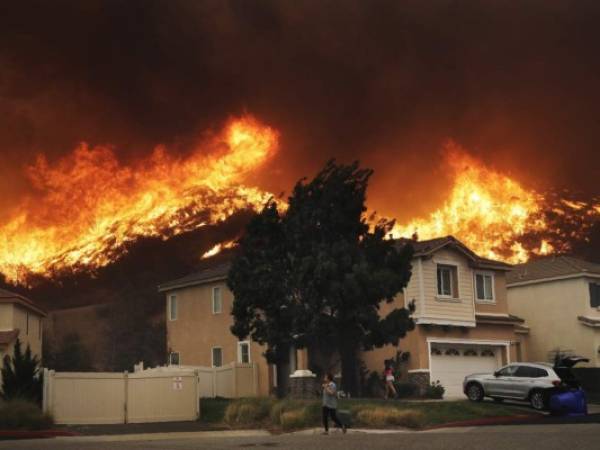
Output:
[{"xmin": 429, "ymin": 343, "xmax": 503, "ymax": 398}]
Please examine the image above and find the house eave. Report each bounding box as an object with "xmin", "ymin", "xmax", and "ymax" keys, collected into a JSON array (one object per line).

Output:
[{"xmin": 158, "ymin": 275, "xmax": 228, "ymax": 293}]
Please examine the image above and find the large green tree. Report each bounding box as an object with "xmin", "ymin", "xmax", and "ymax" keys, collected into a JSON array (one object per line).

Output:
[
  {"xmin": 229, "ymin": 161, "xmax": 415, "ymax": 395},
  {"xmin": 1, "ymin": 338, "xmax": 42, "ymax": 403},
  {"xmin": 227, "ymin": 200, "xmax": 296, "ymax": 396}
]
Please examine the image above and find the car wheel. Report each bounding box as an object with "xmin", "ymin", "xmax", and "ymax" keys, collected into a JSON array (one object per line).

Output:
[
  {"xmin": 466, "ymin": 383, "xmax": 484, "ymax": 402},
  {"xmin": 529, "ymin": 390, "xmax": 547, "ymax": 411}
]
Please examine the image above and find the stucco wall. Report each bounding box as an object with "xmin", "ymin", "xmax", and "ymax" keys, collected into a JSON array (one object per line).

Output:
[
  {"xmin": 507, "ymin": 277, "xmax": 599, "ymax": 367},
  {"xmin": 475, "ymin": 272, "xmax": 509, "ymax": 314},
  {"xmin": 165, "ymin": 281, "xmax": 272, "ymax": 396}
]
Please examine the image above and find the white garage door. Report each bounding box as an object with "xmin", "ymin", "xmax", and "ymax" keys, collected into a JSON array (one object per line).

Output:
[{"xmin": 429, "ymin": 344, "xmax": 502, "ymax": 398}]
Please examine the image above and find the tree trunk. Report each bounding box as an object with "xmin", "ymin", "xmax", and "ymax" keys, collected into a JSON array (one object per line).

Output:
[{"xmin": 340, "ymin": 343, "xmax": 359, "ymax": 397}]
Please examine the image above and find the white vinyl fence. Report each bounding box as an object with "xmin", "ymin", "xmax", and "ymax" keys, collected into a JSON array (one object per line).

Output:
[
  {"xmin": 43, "ymin": 362, "xmax": 258, "ymax": 425},
  {"xmin": 141, "ymin": 362, "xmax": 258, "ymax": 399}
]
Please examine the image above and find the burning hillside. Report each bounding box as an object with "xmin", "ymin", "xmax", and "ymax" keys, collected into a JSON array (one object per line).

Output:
[
  {"xmin": 0, "ymin": 116, "xmax": 278, "ymax": 283},
  {"xmin": 390, "ymin": 144, "xmax": 600, "ymax": 263},
  {"xmin": 1, "ymin": 117, "xmax": 599, "ymax": 285}
]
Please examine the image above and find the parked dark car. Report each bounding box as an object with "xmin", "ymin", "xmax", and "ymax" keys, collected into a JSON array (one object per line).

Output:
[{"xmin": 463, "ymin": 356, "xmax": 589, "ymax": 411}]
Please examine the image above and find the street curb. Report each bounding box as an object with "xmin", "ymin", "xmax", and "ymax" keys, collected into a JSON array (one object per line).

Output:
[
  {"xmin": 422, "ymin": 414, "xmax": 543, "ymax": 430},
  {"xmin": 0, "ymin": 430, "xmax": 80, "ymax": 440}
]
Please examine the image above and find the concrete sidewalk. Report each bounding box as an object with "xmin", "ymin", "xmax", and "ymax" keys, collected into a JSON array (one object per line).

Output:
[{"xmin": 51, "ymin": 429, "xmax": 271, "ymax": 443}]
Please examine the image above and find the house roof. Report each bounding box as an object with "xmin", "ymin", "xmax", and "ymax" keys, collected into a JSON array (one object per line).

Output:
[
  {"xmin": 397, "ymin": 236, "xmax": 513, "ymax": 271},
  {"xmin": 0, "ymin": 288, "xmax": 47, "ymax": 317},
  {"xmin": 0, "ymin": 329, "xmax": 20, "ymax": 346},
  {"xmin": 158, "ymin": 262, "xmax": 231, "ymax": 292},
  {"xmin": 507, "ymin": 256, "xmax": 600, "ymax": 286},
  {"xmin": 159, "ymin": 235, "xmax": 513, "ymax": 292}
]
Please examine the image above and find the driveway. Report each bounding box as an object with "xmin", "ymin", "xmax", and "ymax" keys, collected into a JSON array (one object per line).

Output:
[{"xmin": 2, "ymin": 423, "xmax": 599, "ymax": 450}]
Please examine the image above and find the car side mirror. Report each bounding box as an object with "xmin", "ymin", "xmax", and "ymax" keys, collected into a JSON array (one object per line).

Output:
[{"xmin": 493, "ymin": 371, "xmax": 500, "ymax": 377}]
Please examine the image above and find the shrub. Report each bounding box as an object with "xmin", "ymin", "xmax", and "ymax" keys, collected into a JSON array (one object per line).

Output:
[
  {"xmin": 224, "ymin": 398, "xmax": 275, "ymax": 425},
  {"xmin": 394, "ymin": 382, "xmax": 418, "ymax": 398},
  {"xmin": 0, "ymin": 399, "xmax": 54, "ymax": 430},
  {"xmin": 280, "ymin": 408, "xmax": 310, "ymax": 430},
  {"xmin": 355, "ymin": 407, "xmax": 423, "ymax": 428},
  {"xmin": 424, "ymin": 381, "xmax": 445, "ymax": 399},
  {"xmin": 269, "ymin": 399, "xmax": 320, "ymax": 428}
]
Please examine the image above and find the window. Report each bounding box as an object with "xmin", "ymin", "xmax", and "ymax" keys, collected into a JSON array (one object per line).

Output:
[
  {"xmin": 168, "ymin": 295, "xmax": 178, "ymax": 321},
  {"xmin": 212, "ymin": 287, "xmax": 222, "ymax": 314},
  {"xmin": 590, "ymin": 283, "xmax": 600, "ymax": 308},
  {"xmin": 515, "ymin": 366, "xmax": 548, "ymax": 378},
  {"xmin": 481, "ymin": 349, "xmax": 496, "ymax": 357},
  {"xmin": 464, "ymin": 349, "xmax": 478, "ymax": 357},
  {"xmin": 212, "ymin": 347, "xmax": 223, "ymax": 367},
  {"xmin": 238, "ymin": 341, "xmax": 251, "ymax": 364},
  {"xmin": 169, "ymin": 352, "xmax": 180, "ymax": 366},
  {"xmin": 475, "ymin": 272, "xmax": 495, "ymax": 302},
  {"xmin": 496, "ymin": 365, "xmax": 518, "ymax": 377},
  {"xmin": 437, "ymin": 264, "xmax": 458, "ymax": 298},
  {"xmin": 444, "ymin": 348, "xmax": 460, "ymax": 356},
  {"xmin": 430, "ymin": 347, "xmax": 442, "ymax": 355}
]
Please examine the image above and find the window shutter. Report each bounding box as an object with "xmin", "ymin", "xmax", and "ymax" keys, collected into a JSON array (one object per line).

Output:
[{"xmin": 591, "ymin": 283, "xmax": 600, "ymax": 308}]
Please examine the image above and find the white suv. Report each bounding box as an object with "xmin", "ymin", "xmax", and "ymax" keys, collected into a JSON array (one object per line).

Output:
[{"xmin": 463, "ymin": 357, "xmax": 588, "ymax": 410}]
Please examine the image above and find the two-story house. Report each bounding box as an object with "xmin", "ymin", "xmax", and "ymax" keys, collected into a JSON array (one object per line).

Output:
[
  {"xmin": 507, "ymin": 256, "xmax": 600, "ymax": 367},
  {"xmin": 158, "ymin": 265, "xmax": 273, "ymax": 396},
  {"xmin": 360, "ymin": 236, "xmax": 528, "ymax": 397},
  {"xmin": 0, "ymin": 288, "xmax": 46, "ymax": 364},
  {"xmin": 160, "ymin": 236, "xmax": 528, "ymax": 398}
]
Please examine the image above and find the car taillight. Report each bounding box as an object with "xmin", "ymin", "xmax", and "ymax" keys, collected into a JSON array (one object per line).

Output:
[{"xmin": 552, "ymin": 380, "xmax": 562, "ymax": 387}]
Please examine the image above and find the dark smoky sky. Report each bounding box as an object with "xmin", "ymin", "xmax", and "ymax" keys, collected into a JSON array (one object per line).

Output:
[{"xmin": 1, "ymin": 0, "xmax": 600, "ymax": 222}]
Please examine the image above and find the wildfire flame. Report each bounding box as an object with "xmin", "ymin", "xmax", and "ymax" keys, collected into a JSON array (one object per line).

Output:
[
  {"xmin": 2, "ymin": 116, "xmax": 599, "ymax": 283},
  {"xmin": 391, "ymin": 143, "xmax": 600, "ymax": 263},
  {"xmin": 201, "ymin": 240, "xmax": 237, "ymax": 259},
  {"xmin": 0, "ymin": 116, "xmax": 278, "ymax": 283}
]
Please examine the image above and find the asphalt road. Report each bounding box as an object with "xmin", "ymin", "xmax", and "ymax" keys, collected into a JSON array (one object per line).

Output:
[{"xmin": 2, "ymin": 424, "xmax": 600, "ymax": 450}]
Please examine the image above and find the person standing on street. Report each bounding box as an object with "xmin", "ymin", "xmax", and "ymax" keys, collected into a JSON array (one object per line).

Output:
[
  {"xmin": 321, "ymin": 373, "xmax": 347, "ymax": 435},
  {"xmin": 383, "ymin": 361, "xmax": 397, "ymax": 399}
]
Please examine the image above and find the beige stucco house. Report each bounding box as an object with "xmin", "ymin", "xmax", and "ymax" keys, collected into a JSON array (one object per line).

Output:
[
  {"xmin": 0, "ymin": 288, "xmax": 46, "ymax": 364},
  {"xmin": 507, "ymin": 256, "xmax": 600, "ymax": 367},
  {"xmin": 360, "ymin": 237, "xmax": 528, "ymax": 397},
  {"xmin": 160, "ymin": 236, "xmax": 528, "ymax": 398},
  {"xmin": 158, "ymin": 266, "xmax": 273, "ymax": 396}
]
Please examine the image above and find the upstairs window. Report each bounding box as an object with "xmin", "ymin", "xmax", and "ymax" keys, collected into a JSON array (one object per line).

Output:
[
  {"xmin": 590, "ymin": 283, "xmax": 600, "ymax": 308},
  {"xmin": 212, "ymin": 287, "xmax": 223, "ymax": 314},
  {"xmin": 169, "ymin": 352, "xmax": 180, "ymax": 366},
  {"xmin": 212, "ymin": 347, "xmax": 223, "ymax": 367},
  {"xmin": 238, "ymin": 341, "xmax": 251, "ymax": 364},
  {"xmin": 437, "ymin": 264, "xmax": 459, "ymax": 298},
  {"xmin": 168, "ymin": 295, "xmax": 178, "ymax": 321},
  {"xmin": 475, "ymin": 272, "xmax": 495, "ymax": 302}
]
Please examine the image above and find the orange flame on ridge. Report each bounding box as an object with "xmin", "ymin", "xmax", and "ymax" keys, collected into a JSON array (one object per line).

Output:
[
  {"xmin": 391, "ymin": 143, "xmax": 599, "ymax": 263},
  {"xmin": 0, "ymin": 116, "xmax": 278, "ymax": 283}
]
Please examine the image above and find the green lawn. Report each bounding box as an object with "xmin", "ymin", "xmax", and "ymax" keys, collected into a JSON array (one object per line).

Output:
[{"xmin": 200, "ymin": 397, "xmax": 531, "ymax": 431}]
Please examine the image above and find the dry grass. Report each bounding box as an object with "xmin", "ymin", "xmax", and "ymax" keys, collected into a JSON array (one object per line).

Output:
[
  {"xmin": 355, "ymin": 407, "xmax": 423, "ymax": 428},
  {"xmin": 223, "ymin": 398, "xmax": 275, "ymax": 425},
  {"xmin": 0, "ymin": 399, "xmax": 54, "ymax": 430}
]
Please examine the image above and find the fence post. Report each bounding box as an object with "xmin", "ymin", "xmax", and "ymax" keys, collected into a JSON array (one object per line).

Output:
[
  {"xmin": 124, "ymin": 371, "xmax": 129, "ymax": 424},
  {"xmin": 212, "ymin": 367, "xmax": 217, "ymax": 398},
  {"xmin": 42, "ymin": 368, "xmax": 49, "ymax": 413},
  {"xmin": 232, "ymin": 363, "xmax": 238, "ymax": 398},
  {"xmin": 195, "ymin": 370, "xmax": 200, "ymax": 419},
  {"xmin": 253, "ymin": 362, "xmax": 259, "ymax": 396}
]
